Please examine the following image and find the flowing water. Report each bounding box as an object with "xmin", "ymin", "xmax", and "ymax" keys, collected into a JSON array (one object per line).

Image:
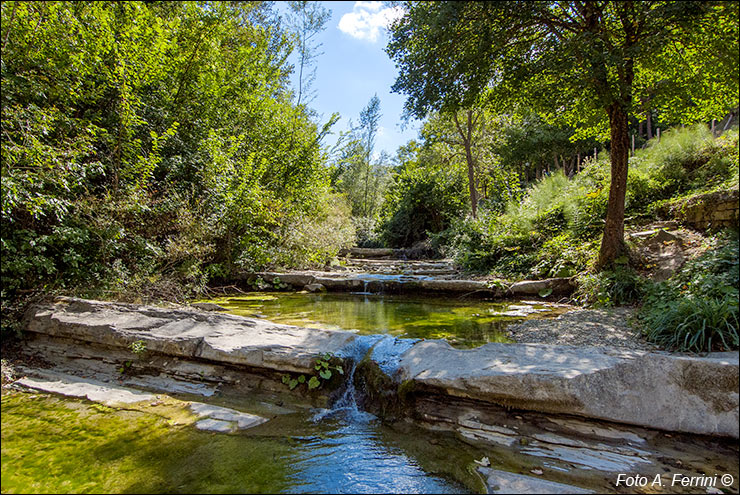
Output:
[
  {"xmin": 199, "ymin": 292, "xmax": 569, "ymax": 348},
  {"xmin": 1, "ymin": 390, "xmax": 474, "ymax": 493},
  {"xmin": 6, "ymin": 292, "xmax": 736, "ymax": 493}
]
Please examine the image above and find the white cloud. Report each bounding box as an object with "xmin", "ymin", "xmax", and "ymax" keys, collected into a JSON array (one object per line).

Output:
[{"xmin": 338, "ymin": 2, "xmax": 404, "ymax": 43}]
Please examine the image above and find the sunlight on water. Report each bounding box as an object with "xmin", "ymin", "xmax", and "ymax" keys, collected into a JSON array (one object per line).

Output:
[
  {"xmin": 1, "ymin": 393, "xmax": 468, "ymax": 494},
  {"xmin": 200, "ymin": 292, "xmax": 567, "ymax": 348}
]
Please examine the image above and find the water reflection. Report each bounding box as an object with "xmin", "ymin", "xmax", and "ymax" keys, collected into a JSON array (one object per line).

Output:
[
  {"xmin": 205, "ymin": 292, "xmax": 566, "ymax": 348},
  {"xmin": 285, "ymin": 415, "xmax": 464, "ymax": 494}
]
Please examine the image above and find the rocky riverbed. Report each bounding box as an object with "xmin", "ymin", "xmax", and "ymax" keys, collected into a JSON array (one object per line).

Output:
[{"xmin": 3, "ymin": 296, "xmax": 739, "ymax": 494}]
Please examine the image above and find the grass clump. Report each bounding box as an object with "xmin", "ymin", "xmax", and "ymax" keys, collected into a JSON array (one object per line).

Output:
[
  {"xmin": 637, "ymin": 232, "xmax": 739, "ymax": 352},
  {"xmin": 574, "ymin": 266, "xmax": 647, "ymax": 307}
]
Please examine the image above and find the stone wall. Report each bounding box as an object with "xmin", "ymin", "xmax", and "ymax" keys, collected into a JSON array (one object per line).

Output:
[{"xmin": 658, "ymin": 188, "xmax": 739, "ymax": 230}]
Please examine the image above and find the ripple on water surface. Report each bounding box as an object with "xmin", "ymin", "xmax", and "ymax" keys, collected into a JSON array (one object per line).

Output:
[{"xmin": 285, "ymin": 416, "xmax": 464, "ymax": 494}]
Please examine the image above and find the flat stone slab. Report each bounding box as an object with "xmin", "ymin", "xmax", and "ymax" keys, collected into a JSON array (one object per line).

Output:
[
  {"xmin": 478, "ymin": 468, "xmax": 593, "ymax": 494},
  {"xmin": 189, "ymin": 402, "xmax": 268, "ymax": 430},
  {"xmin": 399, "ymin": 341, "xmax": 739, "ymax": 438},
  {"xmin": 16, "ymin": 369, "xmax": 155, "ymax": 405},
  {"xmin": 14, "ymin": 368, "xmax": 269, "ymax": 434},
  {"xmin": 24, "ymin": 297, "xmax": 357, "ymax": 374}
]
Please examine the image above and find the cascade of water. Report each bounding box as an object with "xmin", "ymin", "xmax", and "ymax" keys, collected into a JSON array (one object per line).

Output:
[
  {"xmin": 312, "ymin": 334, "xmax": 383, "ymax": 422},
  {"xmin": 312, "ymin": 335, "xmax": 418, "ymax": 423}
]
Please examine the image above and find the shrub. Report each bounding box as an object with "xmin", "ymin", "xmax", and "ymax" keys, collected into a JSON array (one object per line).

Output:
[
  {"xmin": 574, "ymin": 266, "xmax": 647, "ymax": 307},
  {"xmin": 379, "ymin": 164, "xmax": 468, "ymax": 248},
  {"xmin": 531, "ymin": 233, "xmax": 598, "ymax": 279}
]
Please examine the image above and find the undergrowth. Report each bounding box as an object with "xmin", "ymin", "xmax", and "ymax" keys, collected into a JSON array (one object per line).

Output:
[
  {"xmin": 637, "ymin": 232, "xmax": 739, "ymax": 353},
  {"xmin": 443, "ymin": 125, "xmax": 738, "ymax": 279}
]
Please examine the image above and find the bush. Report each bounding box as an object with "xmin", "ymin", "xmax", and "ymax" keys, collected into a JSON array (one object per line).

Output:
[
  {"xmin": 574, "ymin": 266, "xmax": 647, "ymax": 307},
  {"xmin": 638, "ymin": 232, "xmax": 739, "ymax": 352},
  {"xmin": 379, "ymin": 164, "xmax": 468, "ymax": 248}
]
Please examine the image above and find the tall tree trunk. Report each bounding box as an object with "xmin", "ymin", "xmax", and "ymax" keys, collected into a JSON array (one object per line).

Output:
[
  {"xmin": 597, "ymin": 103, "xmax": 630, "ymax": 268},
  {"xmin": 646, "ymin": 112, "xmax": 653, "ymax": 140},
  {"xmin": 464, "ymin": 142, "xmax": 478, "ymax": 218},
  {"xmin": 453, "ymin": 110, "xmax": 479, "ymax": 218}
]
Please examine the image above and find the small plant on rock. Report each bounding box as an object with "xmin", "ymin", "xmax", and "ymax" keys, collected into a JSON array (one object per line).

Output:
[
  {"xmin": 281, "ymin": 353, "xmax": 344, "ymax": 391},
  {"xmin": 119, "ymin": 340, "xmax": 147, "ymax": 374},
  {"xmin": 129, "ymin": 340, "xmax": 147, "ymax": 356}
]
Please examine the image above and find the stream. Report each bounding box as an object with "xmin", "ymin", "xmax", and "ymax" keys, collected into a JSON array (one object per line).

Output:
[
  {"xmin": 198, "ymin": 291, "xmax": 570, "ymax": 348},
  {"xmin": 4, "ymin": 290, "xmax": 738, "ymax": 493}
]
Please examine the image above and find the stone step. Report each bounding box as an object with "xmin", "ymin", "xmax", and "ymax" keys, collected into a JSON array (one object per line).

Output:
[{"xmin": 240, "ymin": 272, "xmax": 575, "ymax": 297}]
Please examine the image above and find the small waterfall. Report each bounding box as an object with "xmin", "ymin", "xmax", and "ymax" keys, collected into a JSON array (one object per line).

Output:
[
  {"xmin": 312, "ymin": 335, "xmax": 416, "ymax": 423},
  {"xmin": 312, "ymin": 335, "xmax": 382, "ymax": 422}
]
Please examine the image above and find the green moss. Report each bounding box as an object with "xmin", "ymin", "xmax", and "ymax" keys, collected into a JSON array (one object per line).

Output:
[
  {"xmin": 1, "ymin": 393, "xmax": 292, "ymax": 494},
  {"xmin": 397, "ymin": 379, "xmax": 417, "ymax": 403}
]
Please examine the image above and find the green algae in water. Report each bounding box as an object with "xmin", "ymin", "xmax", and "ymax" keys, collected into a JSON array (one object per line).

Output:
[
  {"xmin": 2, "ymin": 392, "xmax": 467, "ymax": 494},
  {"xmin": 198, "ymin": 292, "xmax": 565, "ymax": 348},
  {"xmin": 1, "ymin": 393, "xmax": 293, "ymax": 494}
]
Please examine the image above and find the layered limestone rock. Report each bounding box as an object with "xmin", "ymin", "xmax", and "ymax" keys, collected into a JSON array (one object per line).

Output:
[
  {"xmin": 22, "ymin": 297, "xmax": 739, "ymax": 438},
  {"xmin": 398, "ymin": 341, "xmax": 739, "ymax": 438},
  {"xmin": 24, "ymin": 296, "xmax": 356, "ymax": 375}
]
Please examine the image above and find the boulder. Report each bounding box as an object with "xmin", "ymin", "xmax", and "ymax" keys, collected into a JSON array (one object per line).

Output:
[
  {"xmin": 508, "ymin": 277, "xmax": 575, "ymax": 296},
  {"xmin": 304, "ymin": 283, "xmax": 327, "ymax": 293}
]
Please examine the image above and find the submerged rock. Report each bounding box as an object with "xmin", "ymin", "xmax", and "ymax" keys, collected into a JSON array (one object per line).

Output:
[
  {"xmin": 478, "ymin": 468, "xmax": 593, "ymax": 494},
  {"xmin": 15, "ymin": 367, "xmax": 269, "ymax": 435},
  {"xmin": 16, "ymin": 369, "xmax": 155, "ymax": 406},
  {"xmin": 191, "ymin": 302, "xmax": 228, "ymax": 311}
]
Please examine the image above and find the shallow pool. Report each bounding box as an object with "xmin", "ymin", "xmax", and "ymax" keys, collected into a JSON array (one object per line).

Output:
[
  {"xmin": 1, "ymin": 392, "xmax": 476, "ymax": 494},
  {"xmin": 198, "ymin": 292, "xmax": 568, "ymax": 348}
]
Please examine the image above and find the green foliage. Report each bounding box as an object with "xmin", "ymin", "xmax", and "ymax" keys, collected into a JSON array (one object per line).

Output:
[
  {"xmin": 638, "ymin": 233, "xmax": 739, "ymax": 352},
  {"xmin": 387, "ymin": 2, "xmax": 738, "ymax": 139},
  {"xmin": 379, "ymin": 145, "xmax": 468, "ymax": 247},
  {"xmin": 440, "ymin": 126, "xmax": 738, "ymax": 279},
  {"xmin": 387, "ymin": 1, "xmax": 738, "ymax": 266},
  {"xmin": 1, "ymin": 1, "xmax": 352, "ymax": 306},
  {"xmin": 281, "ymin": 353, "xmax": 344, "ymax": 392},
  {"xmin": 129, "ymin": 340, "xmax": 147, "ymax": 356},
  {"xmin": 574, "ymin": 267, "xmax": 647, "ymax": 307}
]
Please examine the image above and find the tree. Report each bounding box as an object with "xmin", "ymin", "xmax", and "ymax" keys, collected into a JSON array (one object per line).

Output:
[
  {"xmin": 423, "ymin": 108, "xmax": 495, "ymax": 218},
  {"xmin": 285, "ymin": 0, "xmax": 330, "ymax": 108},
  {"xmin": 359, "ymin": 95, "xmax": 382, "ymax": 218},
  {"xmin": 387, "ymin": 1, "xmax": 739, "ymax": 268}
]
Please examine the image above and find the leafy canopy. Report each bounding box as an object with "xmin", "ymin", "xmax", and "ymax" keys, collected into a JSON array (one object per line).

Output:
[{"xmin": 387, "ymin": 1, "xmax": 739, "ymax": 139}]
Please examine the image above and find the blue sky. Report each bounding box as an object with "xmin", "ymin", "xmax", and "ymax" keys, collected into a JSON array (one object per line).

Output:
[{"xmin": 280, "ymin": 1, "xmax": 421, "ymax": 160}]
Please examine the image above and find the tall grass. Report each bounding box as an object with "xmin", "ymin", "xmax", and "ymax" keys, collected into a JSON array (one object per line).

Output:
[{"xmin": 638, "ymin": 232, "xmax": 739, "ymax": 352}]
